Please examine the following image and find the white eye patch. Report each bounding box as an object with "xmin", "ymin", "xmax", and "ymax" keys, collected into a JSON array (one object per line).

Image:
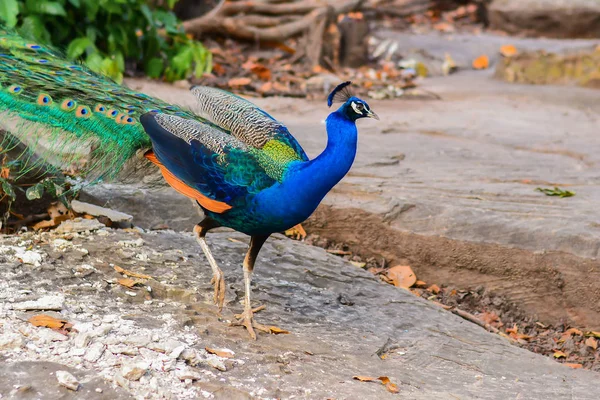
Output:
[{"xmin": 351, "ymin": 101, "xmax": 362, "ymax": 114}]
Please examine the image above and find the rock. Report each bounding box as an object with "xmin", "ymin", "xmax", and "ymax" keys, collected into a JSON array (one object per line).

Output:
[
  {"xmin": 35, "ymin": 329, "xmax": 68, "ymax": 343},
  {"xmin": 0, "ymin": 333, "xmax": 24, "ymax": 350},
  {"xmin": 84, "ymin": 342, "xmax": 106, "ymax": 362},
  {"xmin": 0, "ymin": 245, "xmax": 44, "ymax": 266},
  {"xmin": 121, "ymin": 361, "xmax": 149, "ymax": 381},
  {"xmin": 12, "ymin": 295, "xmax": 64, "ymax": 311},
  {"xmin": 205, "ymin": 356, "xmax": 226, "ymax": 372},
  {"xmin": 489, "ymin": 0, "xmax": 600, "ymax": 38},
  {"xmin": 495, "ymin": 48, "xmax": 600, "ymax": 89},
  {"xmin": 70, "ymin": 200, "xmax": 133, "ymax": 225},
  {"xmin": 73, "ymin": 332, "xmax": 91, "ymax": 348},
  {"xmin": 175, "ymin": 366, "xmax": 204, "ymax": 381},
  {"xmin": 55, "ymin": 370, "xmax": 79, "ymax": 391},
  {"xmin": 124, "ymin": 334, "xmax": 152, "ymax": 347},
  {"xmin": 55, "ymin": 218, "xmax": 105, "ymax": 233}
]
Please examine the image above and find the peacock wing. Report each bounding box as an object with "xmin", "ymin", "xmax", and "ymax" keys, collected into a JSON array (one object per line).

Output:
[
  {"xmin": 140, "ymin": 112, "xmax": 277, "ymax": 214},
  {"xmin": 191, "ymin": 86, "xmax": 309, "ymax": 171}
]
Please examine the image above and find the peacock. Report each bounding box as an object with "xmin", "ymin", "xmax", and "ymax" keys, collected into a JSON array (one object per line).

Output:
[{"xmin": 0, "ymin": 26, "xmax": 378, "ymax": 339}]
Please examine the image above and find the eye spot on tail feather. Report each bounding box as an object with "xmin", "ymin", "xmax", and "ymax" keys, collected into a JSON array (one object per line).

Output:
[{"xmin": 37, "ymin": 94, "xmax": 52, "ymax": 105}]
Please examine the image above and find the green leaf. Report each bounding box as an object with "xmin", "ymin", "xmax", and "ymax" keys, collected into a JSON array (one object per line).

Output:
[
  {"xmin": 0, "ymin": 0, "xmax": 20, "ymax": 28},
  {"xmin": 68, "ymin": 0, "xmax": 81, "ymax": 7},
  {"xmin": 85, "ymin": 52, "xmax": 104, "ymax": 73},
  {"xmin": 19, "ymin": 15, "xmax": 51, "ymax": 42},
  {"xmin": 66, "ymin": 37, "xmax": 93, "ymax": 60},
  {"xmin": 26, "ymin": 0, "xmax": 67, "ymax": 16},
  {"xmin": 26, "ymin": 183, "xmax": 44, "ymax": 200},
  {"xmin": 1, "ymin": 181, "xmax": 16, "ymax": 201},
  {"xmin": 535, "ymin": 187, "xmax": 575, "ymax": 198},
  {"xmin": 144, "ymin": 57, "xmax": 164, "ymax": 79}
]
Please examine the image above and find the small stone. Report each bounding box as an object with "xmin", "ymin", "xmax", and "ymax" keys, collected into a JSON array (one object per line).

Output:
[
  {"xmin": 95, "ymin": 388, "xmax": 103, "ymax": 393},
  {"xmin": 0, "ymin": 333, "xmax": 24, "ymax": 350},
  {"xmin": 12, "ymin": 295, "xmax": 64, "ymax": 311},
  {"xmin": 71, "ymin": 348, "xmax": 86, "ymax": 356},
  {"xmin": 206, "ymin": 356, "xmax": 227, "ymax": 372},
  {"xmin": 55, "ymin": 218, "xmax": 105, "ymax": 234},
  {"xmin": 113, "ymin": 372, "xmax": 129, "ymax": 389},
  {"xmin": 108, "ymin": 344, "xmax": 139, "ymax": 356},
  {"xmin": 74, "ymin": 332, "xmax": 91, "ymax": 348},
  {"xmin": 175, "ymin": 366, "xmax": 204, "ymax": 381},
  {"xmin": 36, "ymin": 329, "xmax": 68, "ymax": 343},
  {"xmin": 148, "ymin": 339, "xmax": 185, "ymax": 354},
  {"xmin": 84, "ymin": 342, "xmax": 106, "ymax": 362},
  {"xmin": 122, "ymin": 361, "xmax": 149, "ymax": 381},
  {"xmin": 71, "ymin": 200, "xmax": 133, "ymax": 223},
  {"xmin": 56, "ymin": 371, "xmax": 79, "ymax": 391},
  {"xmin": 169, "ymin": 345, "xmax": 186, "ymax": 359},
  {"xmin": 124, "ymin": 335, "xmax": 151, "ymax": 347}
]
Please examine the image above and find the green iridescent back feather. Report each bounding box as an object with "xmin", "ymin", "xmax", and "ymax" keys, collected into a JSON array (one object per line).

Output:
[{"xmin": 0, "ymin": 26, "xmax": 197, "ymax": 181}]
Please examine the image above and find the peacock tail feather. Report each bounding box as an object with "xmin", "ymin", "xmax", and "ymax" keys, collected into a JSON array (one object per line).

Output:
[{"xmin": 0, "ymin": 25, "xmax": 197, "ymax": 182}]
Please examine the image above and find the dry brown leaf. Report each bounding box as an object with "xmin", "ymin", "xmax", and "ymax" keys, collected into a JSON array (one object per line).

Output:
[
  {"xmin": 205, "ymin": 347, "xmax": 235, "ymax": 359},
  {"xmin": 585, "ymin": 337, "xmax": 598, "ymax": 350},
  {"xmin": 565, "ymin": 328, "xmax": 583, "ymax": 336},
  {"xmin": 353, "ymin": 376, "xmax": 376, "ymax": 382},
  {"xmin": 32, "ymin": 219, "xmax": 58, "ymax": 230},
  {"xmin": 472, "ymin": 55, "xmax": 489, "ymax": 70},
  {"xmin": 386, "ymin": 265, "xmax": 416, "ymax": 288},
  {"xmin": 378, "ymin": 376, "xmax": 400, "ymax": 394},
  {"xmin": 586, "ymin": 331, "xmax": 600, "ymax": 338},
  {"xmin": 353, "ymin": 376, "xmax": 399, "ymax": 393},
  {"xmin": 118, "ymin": 278, "xmax": 137, "ymax": 288},
  {"xmin": 29, "ymin": 314, "xmax": 72, "ymax": 334},
  {"xmin": 258, "ymin": 81, "xmax": 273, "ymax": 94},
  {"xmin": 227, "ymin": 77, "xmax": 251, "ymax": 87},
  {"xmin": 414, "ymin": 280, "xmax": 427, "ymax": 288},
  {"xmin": 327, "ymin": 249, "xmax": 352, "ymax": 255},
  {"xmin": 0, "ymin": 167, "xmax": 10, "ymax": 179},
  {"xmin": 553, "ymin": 351, "xmax": 567, "ymax": 359},
  {"xmin": 500, "ymin": 44, "xmax": 518, "ymax": 57},
  {"xmin": 268, "ymin": 326, "xmax": 290, "ymax": 335},
  {"xmin": 479, "ymin": 311, "xmax": 500, "ymax": 326},
  {"xmin": 114, "ymin": 265, "xmax": 152, "ymax": 280},
  {"xmin": 426, "ymin": 284, "xmax": 440, "ymax": 294},
  {"xmin": 506, "ymin": 324, "xmax": 518, "ymax": 334},
  {"xmin": 565, "ymin": 363, "xmax": 583, "ymax": 369},
  {"xmin": 251, "ymin": 64, "xmax": 272, "ymax": 81},
  {"xmin": 433, "ymin": 22, "xmax": 454, "ymax": 33}
]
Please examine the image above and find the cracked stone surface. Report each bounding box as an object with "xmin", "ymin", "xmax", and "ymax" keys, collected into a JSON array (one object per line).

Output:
[{"xmin": 1, "ymin": 227, "xmax": 600, "ymax": 399}]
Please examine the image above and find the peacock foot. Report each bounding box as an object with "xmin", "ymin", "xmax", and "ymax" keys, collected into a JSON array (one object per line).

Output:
[
  {"xmin": 210, "ymin": 269, "xmax": 226, "ymax": 312},
  {"xmin": 231, "ymin": 307, "xmax": 271, "ymax": 340}
]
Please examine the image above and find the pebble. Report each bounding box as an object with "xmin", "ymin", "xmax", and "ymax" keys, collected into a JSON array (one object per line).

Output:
[
  {"xmin": 125, "ymin": 335, "xmax": 152, "ymax": 348},
  {"xmin": 0, "ymin": 333, "xmax": 24, "ymax": 350},
  {"xmin": 35, "ymin": 329, "xmax": 68, "ymax": 343},
  {"xmin": 121, "ymin": 361, "xmax": 149, "ymax": 381},
  {"xmin": 175, "ymin": 366, "xmax": 204, "ymax": 381},
  {"xmin": 12, "ymin": 295, "xmax": 64, "ymax": 311},
  {"xmin": 84, "ymin": 342, "xmax": 106, "ymax": 362},
  {"xmin": 56, "ymin": 371, "xmax": 79, "ymax": 391},
  {"xmin": 73, "ymin": 332, "xmax": 91, "ymax": 348},
  {"xmin": 55, "ymin": 218, "xmax": 105, "ymax": 233},
  {"xmin": 71, "ymin": 200, "xmax": 133, "ymax": 223}
]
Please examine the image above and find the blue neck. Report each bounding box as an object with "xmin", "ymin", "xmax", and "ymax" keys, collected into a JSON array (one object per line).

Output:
[{"xmin": 286, "ymin": 111, "xmax": 357, "ymax": 207}]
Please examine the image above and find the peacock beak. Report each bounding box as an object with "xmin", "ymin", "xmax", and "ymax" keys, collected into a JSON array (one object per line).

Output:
[{"xmin": 366, "ymin": 109, "xmax": 379, "ymax": 120}]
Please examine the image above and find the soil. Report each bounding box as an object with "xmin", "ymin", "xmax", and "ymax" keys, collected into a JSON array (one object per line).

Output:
[{"xmin": 302, "ymin": 227, "xmax": 600, "ymax": 372}]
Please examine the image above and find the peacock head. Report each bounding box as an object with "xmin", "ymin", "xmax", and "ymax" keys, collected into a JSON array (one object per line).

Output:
[{"xmin": 327, "ymin": 81, "xmax": 379, "ymax": 122}]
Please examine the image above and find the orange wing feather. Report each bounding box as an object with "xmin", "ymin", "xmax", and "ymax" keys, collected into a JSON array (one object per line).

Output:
[{"xmin": 144, "ymin": 151, "xmax": 232, "ymax": 214}]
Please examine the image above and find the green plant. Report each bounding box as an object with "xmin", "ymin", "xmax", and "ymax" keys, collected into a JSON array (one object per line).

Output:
[{"xmin": 0, "ymin": 0, "xmax": 211, "ymax": 83}]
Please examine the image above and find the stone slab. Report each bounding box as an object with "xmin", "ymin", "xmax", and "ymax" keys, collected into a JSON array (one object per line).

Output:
[{"xmin": 1, "ymin": 228, "xmax": 600, "ymax": 399}]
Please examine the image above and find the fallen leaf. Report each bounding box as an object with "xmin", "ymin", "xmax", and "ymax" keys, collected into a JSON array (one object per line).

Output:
[
  {"xmin": 32, "ymin": 219, "xmax": 58, "ymax": 230},
  {"xmin": 565, "ymin": 363, "xmax": 583, "ymax": 369},
  {"xmin": 29, "ymin": 314, "xmax": 73, "ymax": 334},
  {"xmin": 586, "ymin": 331, "xmax": 600, "ymax": 338},
  {"xmin": 353, "ymin": 376, "xmax": 399, "ymax": 393},
  {"xmin": 353, "ymin": 376, "xmax": 376, "ymax": 382},
  {"xmin": 472, "ymin": 55, "xmax": 489, "ymax": 70},
  {"xmin": 227, "ymin": 77, "xmax": 252, "ymax": 87},
  {"xmin": 426, "ymin": 284, "xmax": 440, "ymax": 294},
  {"xmin": 284, "ymin": 224, "xmax": 306, "ymax": 240},
  {"xmin": 0, "ymin": 167, "xmax": 9, "ymax": 179},
  {"xmin": 585, "ymin": 337, "xmax": 598, "ymax": 350},
  {"xmin": 350, "ymin": 261, "xmax": 366, "ymax": 268},
  {"xmin": 386, "ymin": 265, "xmax": 416, "ymax": 288},
  {"xmin": 258, "ymin": 81, "xmax": 273, "ymax": 94},
  {"xmin": 499, "ymin": 44, "xmax": 518, "ymax": 57},
  {"xmin": 114, "ymin": 265, "xmax": 152, "ymax": 280},
  {"xmin": 479, "ymin": 311, "xmax": 501, "ymax": 326},
  {"xmin": 553, "ymin": 351, "xmax": 567, "ymax": 359},
  {"xmin": 251, "ymin": 64, "xmax": 272, "ymax": 81},
  {"xmin": 414, "ymin": 280, "xmax": 427, "ymax": 287},
  {"xmin": 327, "ymin": 249, "xmax": 352, "ymax": 255},
  {"xmin": 433, "ymin": 22, "xmax": 454, "ymax": 32},
  {"xmin": 564, "ymin": 328, "xmax": 583, "ymax": 336},
  {"xmin": 118, "ymin": 278, "xmax": 137, "ymax": 288},
  {"xmin": 506, "ymin": 324, "xmax": 518, "ymax": 334},
  {"xmin": 205, "ymin": 347, "xmax": 235, "ymax": 359},
  {"xmin": 268, "ymin": 326, "xmax": 290, "ymax": 335},
  {"xmin": 378, "ymin": 376, "xmax": 400, "ymax": 394}
]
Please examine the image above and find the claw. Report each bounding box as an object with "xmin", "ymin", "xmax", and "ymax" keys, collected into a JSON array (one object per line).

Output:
[{"xmin": 231, "ymin": 308, "xmax": 272, "ymax": 340}]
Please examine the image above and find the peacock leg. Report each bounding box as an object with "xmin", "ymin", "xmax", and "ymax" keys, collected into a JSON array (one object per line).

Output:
[
  {"xmin": 233, "ymin": 234, "xmax": 271, "ymax": 340},
  {"xmin": 193, "ymin": 218, "xmax": 225, "ymax": 311}
]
